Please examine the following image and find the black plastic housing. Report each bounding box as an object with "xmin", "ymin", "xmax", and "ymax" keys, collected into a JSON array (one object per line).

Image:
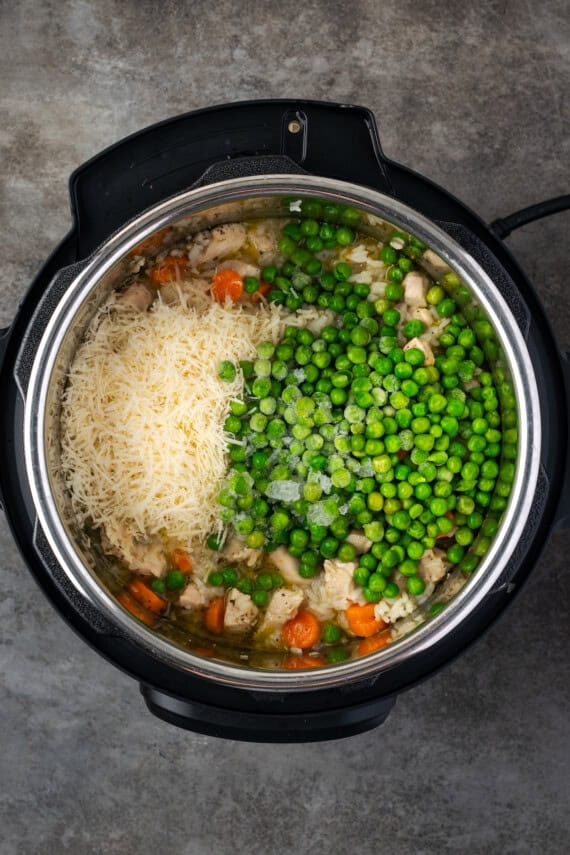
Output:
[{"xmin": 0, "ymin": 100, "xmax": 568, "ymax": 741}]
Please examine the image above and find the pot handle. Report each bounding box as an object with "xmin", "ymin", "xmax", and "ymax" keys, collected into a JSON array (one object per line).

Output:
[
  {"xmin": 0, "ymin": 326, "xmax": 9, "ymax": 369},
  {"xmin": 553, "ymin": 351, "xmax": 570, "ymax": 530},
  {"xmin": 0, "ymin": 327, "xmax": 10, "ymax": 509},
  {"xmin": 140, "ymin": 684, "xmax": 395, "ymax": 742},
  {"xmin": 69, "ymin": 99, "xmax": 394, "ymax": 258}
]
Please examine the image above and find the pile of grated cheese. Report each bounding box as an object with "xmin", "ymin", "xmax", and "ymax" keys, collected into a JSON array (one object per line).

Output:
[{"xmin": 60, "ymin": 296, "xmax": 311, "ymax": 547}]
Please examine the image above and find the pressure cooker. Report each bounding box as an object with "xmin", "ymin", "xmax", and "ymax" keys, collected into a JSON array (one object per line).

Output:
[{"xmin": 0, "ymin": 100, "xmax": 568, "ymax": 741}]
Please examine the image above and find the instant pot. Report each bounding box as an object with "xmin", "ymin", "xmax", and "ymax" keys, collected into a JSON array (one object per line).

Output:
[{"xmin": 0, "ymin": 100, "xmax": 568, "ymax": 741}]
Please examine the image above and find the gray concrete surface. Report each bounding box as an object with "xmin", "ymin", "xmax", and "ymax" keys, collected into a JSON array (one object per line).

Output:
[{"xmin": 1, "ymin": 1, "xmax": 569, "ymax": 853}]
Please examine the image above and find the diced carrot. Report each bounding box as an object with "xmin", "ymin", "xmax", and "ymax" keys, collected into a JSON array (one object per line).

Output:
[
  {"xmin": 127, "ymin": 578, "xmax": 167, "ymax": 614},
  {"xmin": 283, "ymin": 654, "xmax": 327, "ymax": 670},
  {"xmin": 357, "ymin": 631, "xmax": 392, "ymax": 656},
  {"xmin": 172, "ymin": 549, "xmax": 193, "ymax": 574},
  {"xmin": 282, "ymin": 609, "xmax": 321, "ymax": 650},
  {"xmin": 345, "ymin": 603, "xmax": 387, "ymax": 638},
  {"xmin": 117, "ymin": 591, "xmax": 157, "ymax": 627},
  {"xmin": 130, "ymin": 226, "xmax": 171, "ymax": 257},
  {"xmin": 149, "ymin": 255, "xmax": 188, "ymax": 284},
  {"xmin": 211, "ymin": 269, "xmax": 244, "ymax": 303},
  {"xmin": 251, "ymin": 280, "xmax": 272, "ymax": 301},
  {"xmin": 437, "ymin": 511, "xmax": 455, "ymax": 539},
  {"xmin": 191, "ymin": 646, "xmax": 215, "ymax": 658},
  {"xmin": 205, "ymin": 597, "xmax": 225, "ymax": 634}
]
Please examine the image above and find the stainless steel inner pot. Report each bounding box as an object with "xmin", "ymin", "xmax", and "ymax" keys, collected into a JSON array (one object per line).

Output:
[{"xmin": 22, "ymin": 175, "xmax": 541, "ymax": 690}]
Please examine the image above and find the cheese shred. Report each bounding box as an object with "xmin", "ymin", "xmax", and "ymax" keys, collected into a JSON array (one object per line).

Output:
[{"xmin": 60, "ymin": 297, "xmax": 299, "ymax": 546}]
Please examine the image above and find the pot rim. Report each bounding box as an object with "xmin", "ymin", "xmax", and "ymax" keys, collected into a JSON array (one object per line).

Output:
[{"xmin": 22, "ymin": 174, "xmax": 541, "ymax": 691}]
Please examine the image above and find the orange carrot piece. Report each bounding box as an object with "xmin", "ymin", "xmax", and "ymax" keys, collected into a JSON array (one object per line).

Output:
[
  {"xmin": 149, "ymin": 255, "xmax": 188, "ymax": 284},
  {"xmin": 282, "ymin": 609, "xmax": 321, "ymax": 650},
  {"xmin": 117, "ymin": 591, "xmax": 157, "ymax": 627},
  {"xmin": 172, "ymin": 549, "xmax": 193, "ymax": 574},
  {"xmin": 357, "ymin": 631, "xmax": 391, "ymax": 656},
  {"xmin": 251, "ymin": 280, "xmax": 272, "ymax": 301},
  {"xmin": 345, "ymin": 603, "xmax": 387, "ymax": 638},
  {"xmin": 130, "ymin": 226, "xmax": 171, "ymax": 257},
  {"xmin": 127, "ymin": 578, "xmax": 167, "ymax": 614},
  {"xmin": 211, "ymin": 269, "xmax": 244, "ymax": 303},
  {"xmin": 283, "ymin": 654, "xmax": 326, "ymax": 670},
  {"xmin": 205, "ymin": 597, "xmax": 225, "ymax": 634},
  {"xmin": 191, "ymin": 646, "xmax": 215, "ymax": 658}
]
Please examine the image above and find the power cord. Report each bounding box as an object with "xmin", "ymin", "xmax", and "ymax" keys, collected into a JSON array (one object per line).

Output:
[{"xmin": 490, "ymin": 194, "xmax": 570, "ymax": 239}]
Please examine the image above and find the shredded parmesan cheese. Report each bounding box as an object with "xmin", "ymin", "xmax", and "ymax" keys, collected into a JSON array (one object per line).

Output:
[{"xmin": 61, "ymin": 296, "xmax": 317, "ymax": 546}]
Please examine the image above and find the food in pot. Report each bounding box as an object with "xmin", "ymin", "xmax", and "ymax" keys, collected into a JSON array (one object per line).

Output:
[{"xmin": 60, "ymin": 200, "xmax": 517, "ymax": 668}]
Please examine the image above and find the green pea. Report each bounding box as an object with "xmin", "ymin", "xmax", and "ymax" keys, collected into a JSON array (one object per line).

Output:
[
  {"xmin": 337, "ymin": 542, "xmax": 357, "ymax": 562},
  {"xmin": 336, "ymin": 226, "xmax": 355, "ymax": 245},
  {"xmin": 407, "ymin": 575, "xmax": 426, "ymax": 596},
  {"xmin": 220, "ymin": 567, "xmax": 238, "ymax": 587},
  {"xmin": 404, "ymin": 319, "xmax": 425, "ymax": 338},
  {"xmin": 368, "ymin": 572, "xmax": 387, "ymax": 593},
  {"xmin": 384, "ymin": 582, "xmax": 400, "ymax": 598},
  {"xmin": 430, "ymin": 497, "xmax": 448, "ymax": 516},
  {"xmin": 392, "ymin": 510, "xmax": 411, "ymax": 530},
  {"xmin": 219, "ymin": 360, "xmax": 237, "ymax": 382},
  {"xmin": 318, "ymin": 536, "xmax": 339, "ymax": 558},
  {"xmin": 334, "ymin": 262, "xmax": 352, "ymax": 280},
  {"xmin": 437, "ymin": 299, "xmax": 456, "ymax": 317},
  {"xmin": 323, "ymin": 624, "xmax": 342, "ymax": 643},
  {"xmin": 288, "ymin": 528, "xmax": 308, "ymax": 549},
  {"xmin": 455, "ymin": 527, "xmax": 474, "ymax": 546},
  {"xmin": 270, "ymin": 511, "xmax": 290, "ymax": 530},
  {"xmin": 406, "ymin": 541, "xmax": 424, "ymax": 561},
  {"xmin": 354, "ymin": 566, "xmax": 371, "ymax": 586},
  {"xmin": 385, "ymin": 283, "xmax": 404, "ymax": 301},
  {"xmin": 252, "ymin": 590, "xmax": 269, "ymax": 608},
  {"xmin": 447, "ymin": 544, "xmax": 465, "ymax": 563},
  {"xmin": 163, "ymin": 569, "xmax": 185, "ymax": 591},
  {"xmin": 388, "ymin": 266, "xmax": 404, "ymax": 283},
  {"xmin": 347, "ymin": 345, "xmax": 367, "ymax": 364},
  {"xmin": 404, "ymin": 348, "xmax": 425, "ymax": 367},
  {"xmin": 254, "ymin": 572, "xmax": 272, "ymax": 591}
]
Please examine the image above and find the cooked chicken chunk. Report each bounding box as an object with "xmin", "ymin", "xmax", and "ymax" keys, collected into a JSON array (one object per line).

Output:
[
  {"xmin": 224, "ymin": 588, "xmax": 259, "ymax": 632},
  {"xmin": 404, "ymin": 336, "xmax": 435, "ymax": 366},
  {"xmin": 179, "ymin": 582, "xmax": 208, "ymax": 610},
  {"xmin": 222, "ymin": 536, "xmax": 263, "ymax": 569},
  {"xmin": 259, "ymin": 588, "xmax": 304, "ymax": 630},
  {"xmin": 420, "ymin": 249, "xmax": 452, "ymax": 281},
  {"xmin": 295, "ymin": 309, "xmax": 337, "ymax": 336},
  {"xmin": 407, "ymin": 306, "xmax": 434, "ymax": 328},
  {"xmin": 248, "ymin": 224, "xmax": 278, "ymax": 264},
  {"xmin": 116, "ymin": 282, "xmax": 154, "ymax": 312},
  {"xmin": 269, "ymin": 546, "xmax": 311, "ymax": 586},
  {"xmin": 102, "ymin": 521, "xmax": 166, "ymax": 578},
  {"xmin": 346, "ymin": 531, "xmax": 373, "ymax": 554},
  {"xmin": 403, "ymin": 271, "xmax": 429, "ymax": 308},
  {"xmin": 199, "ymin": 223, "xmax": 247, "ymax": 264},
  {"xmin": 309, "ymin": 559, "xmax": 363, "ymax": 616},
  {"xmin": 179, "ymin": 577, "xmax": 222, "ymax": 610},
  {"xmin": 160, "ymin": 276, "xmax": 210, "ymax": 306},
  {"xmin": 418, "ymin": 548, "xmax": 448, "ymax": 584},
  {"xmin": 374, "ymin": 591, "xmax": 416, "ymax": 624}
]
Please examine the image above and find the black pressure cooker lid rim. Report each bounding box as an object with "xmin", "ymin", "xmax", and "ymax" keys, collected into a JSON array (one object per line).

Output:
[{"xmin": 20, "ymin": 174, "xmax": 541, "ymax": 692}]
